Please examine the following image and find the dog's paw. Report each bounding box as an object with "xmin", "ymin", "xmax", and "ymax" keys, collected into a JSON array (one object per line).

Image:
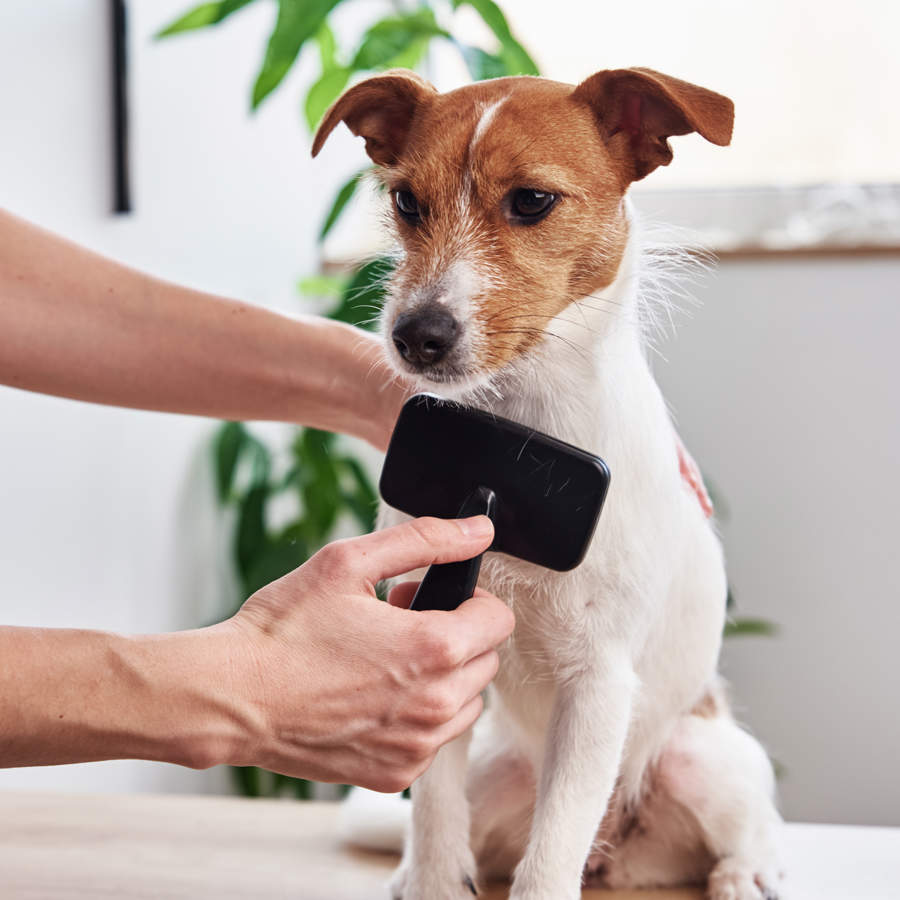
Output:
[
  {"xmin": 389, "ymin": 862, "xmax": 479, "ymax": 899},
  {"xmin": 707, "ymin": 857, "xmax": 782, "ymax": 900}
]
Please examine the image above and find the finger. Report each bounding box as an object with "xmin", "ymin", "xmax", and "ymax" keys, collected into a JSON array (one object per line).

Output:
[
  {"xmin": 387, "ymin": 581, "xmax": 419, "ymax": 609},
  {"xmin": 333, "ymin": 516, "xmax": 494, "ymax": 585},
  {"xmin": 434, "ymin": 694, "xmax": 485, "ymax": 749},
  {"xmin": 454, "ymin": 649, "xmax": 501, "ymax": 705},
  {"xmin": 420, "ymin": 589, "xmax": 515, "ymax": 664}
]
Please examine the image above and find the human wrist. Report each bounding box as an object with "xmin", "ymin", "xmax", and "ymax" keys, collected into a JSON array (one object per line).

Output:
[
  {"xmin": 347, "ymin": 335, "xmax": 409, "ymax": 450},
  {"xmin": 288, "ymin": 317, "xmax": 407, "ymax": 450},
  {"xmin": 121, "ymin": 624, "xmax": 266, "ymax": 771}
]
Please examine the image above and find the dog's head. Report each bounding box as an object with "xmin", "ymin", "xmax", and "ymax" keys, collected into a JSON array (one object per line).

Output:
[{"xmin": 313, "ymin": 68, "xmax": 732, "ymax": 395}]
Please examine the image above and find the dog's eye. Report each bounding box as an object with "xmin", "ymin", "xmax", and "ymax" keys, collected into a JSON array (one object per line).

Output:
[
  {"xmin": 510, "ymin": 188, "xmax": 557, "ymax": 223},
  {"xmin": 394, "ymin": 190, "xmax": 421, "ymax": 223}
]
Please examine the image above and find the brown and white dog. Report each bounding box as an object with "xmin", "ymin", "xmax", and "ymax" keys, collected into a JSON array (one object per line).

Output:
[{"xmin": 314, "ymin": 68, "xmax": 783, "ymax": 900}]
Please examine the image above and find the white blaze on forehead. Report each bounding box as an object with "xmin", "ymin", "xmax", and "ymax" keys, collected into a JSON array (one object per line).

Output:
[
  {"xmin": 457, "ymin": 98, "xmax": 508, "ymax": 239},
  {"xmin": 469, "ymin": 97, "xmax": 507, "ymax": 153}
]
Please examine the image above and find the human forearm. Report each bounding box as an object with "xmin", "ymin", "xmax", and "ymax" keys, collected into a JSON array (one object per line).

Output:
[
  {"xmin": 0, "ymin": 210, "xmax": 406, "ymax": 449},
  {"xmin": 0, "ymin": 518, "xmax": 513, "ymax": 788},
  {"xmin": 0, "ymin": 624, "xmax": 253, "ymax": 770}
]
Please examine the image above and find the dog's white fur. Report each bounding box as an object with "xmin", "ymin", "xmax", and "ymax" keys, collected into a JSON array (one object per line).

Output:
[{"xmin": 345, "ymin": 205, "xmax": 784, "ymax": 900}]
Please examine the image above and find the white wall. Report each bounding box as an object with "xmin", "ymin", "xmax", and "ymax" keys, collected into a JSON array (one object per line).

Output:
[
  {"xmin": 0, "ymin": 2, "xmax": 898, "ymax": 826},
  {"xmin": 505, "ymin": 0, "xmax": 900, "ymax": 187},
  {"xmin": 652, "ymin": 255, "xmax": 900, "ymax": 827}
]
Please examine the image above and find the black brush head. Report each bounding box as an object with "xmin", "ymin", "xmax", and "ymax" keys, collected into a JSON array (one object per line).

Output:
[{"xmin": 380, "ymin": 395, "xmax": 610, "ymax": 571}]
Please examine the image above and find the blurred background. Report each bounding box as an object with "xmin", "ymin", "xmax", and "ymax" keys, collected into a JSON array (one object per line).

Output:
[{"xmin": 1, "ymin": 0, "xmax": 897, "ymax": 826}]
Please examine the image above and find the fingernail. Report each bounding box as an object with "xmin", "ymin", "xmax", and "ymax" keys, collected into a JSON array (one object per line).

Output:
[{"xmin": 457, "ymin": 515, "xmax": 493, "ymax": 538}]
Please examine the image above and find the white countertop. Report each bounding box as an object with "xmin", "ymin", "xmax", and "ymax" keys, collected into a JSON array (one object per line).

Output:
[{"xmin": 0, "ymin": 791, "xmax": 897, "ymax": 899}]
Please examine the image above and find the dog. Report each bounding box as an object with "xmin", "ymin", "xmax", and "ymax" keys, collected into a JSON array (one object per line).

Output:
[{"xmin": 313, "ymin": 67, "xmax": 783, "ymax": 900}]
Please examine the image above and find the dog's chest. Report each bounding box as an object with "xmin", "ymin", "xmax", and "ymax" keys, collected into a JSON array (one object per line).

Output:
[
  {"xmin": 478, "ymin": 560, "xmax": 596, "ymax": 744},
  {"xmin": 479, "ymin": 553, "xmax": 608, "ymax": 682}
]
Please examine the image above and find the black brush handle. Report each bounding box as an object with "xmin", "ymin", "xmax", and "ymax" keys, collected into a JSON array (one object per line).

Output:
[{"xmin": 410, "ymin": 486, "xmax": 497, "ymax": 612}]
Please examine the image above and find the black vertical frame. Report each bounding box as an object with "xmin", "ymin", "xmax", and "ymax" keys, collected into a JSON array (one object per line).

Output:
[{"xmin": 110, "ymin": 0, "xmax": 131, "ymax": 213}]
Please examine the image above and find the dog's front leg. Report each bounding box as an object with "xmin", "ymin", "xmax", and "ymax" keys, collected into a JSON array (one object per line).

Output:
[
  {"xmin": 390, "ymin": 729, "xmax": 478, "ymax": 900},
  {"xmin": 510, "ymin": 650, "xmax": 636, "ymax": 900}
]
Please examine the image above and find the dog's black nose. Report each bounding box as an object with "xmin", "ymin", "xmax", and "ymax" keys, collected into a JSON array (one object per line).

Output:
[{"xmin": 392, "ymin": 307, "xmax": 459, "ymax": 367}]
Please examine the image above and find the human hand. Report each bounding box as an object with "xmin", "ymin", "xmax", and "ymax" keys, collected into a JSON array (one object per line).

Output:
[{"xmin": 220, "ymin": 515, "xmax": 513, "ymax": 791}]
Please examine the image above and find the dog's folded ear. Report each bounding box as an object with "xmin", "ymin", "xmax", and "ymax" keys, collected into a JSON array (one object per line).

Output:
[
  {"xmin": 573, "ymin": 68, "xmax": 734, "ymax": 183},
  {"xmin": 311, "ymin": 69, "xmax": 437, "ymax": 166}
]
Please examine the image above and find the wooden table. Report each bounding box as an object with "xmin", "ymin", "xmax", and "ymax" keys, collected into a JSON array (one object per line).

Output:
[{"xmin": 0, "ymin": 792, "xmax": 897, "ymax": 899}]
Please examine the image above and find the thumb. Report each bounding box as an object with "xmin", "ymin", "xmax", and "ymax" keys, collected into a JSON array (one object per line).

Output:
[{"xmin": 331, "ymin": 516, "xmax": 494, "ymax": 586}]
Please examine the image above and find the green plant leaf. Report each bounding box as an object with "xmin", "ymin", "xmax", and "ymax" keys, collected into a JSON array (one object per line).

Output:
[
  {"xmin": 278, "ymin": 462, "xmax": 301, "ymax": 490},
  {"xmin": 497, "ymin": 40, "xmax": 538, "ymax": 76},
  {"xmin": 339, "ymin": 456, "xmax": 377, "ymax": 505},
  {"xmin": 315, "ymin": 20, "xmax": 337, "ymax": 67},
  {"xmin": 329, "ymin": 256, "xmax": 395, "ymax": 330},
  {"xmin": 231, "ymin": 765, "xmax": 262, "ymax": 796},
  {"xmin": 236, "ymin": 482, "xmax": 269, "ymax": 583},
  {"xmin": 294, "ymin": 429, "xmax": 342, "ymax": 540},
  {"xmin": 337, "ymin": 456, "xmax": 378, "ymax": 532},
  {"xmin": 723, "ymin": 617, "xmax": 779, "ymax": 639},
  {"xmin": 351, "ymin": 9, "xmax": 448, "ymax": 72},
  {"xmin": 246, "ymin": 433, "xmax": 272, "ymax": 485},
  {"xmin": 298, "ymin": 427, "xmax": 337, "ymax": 455},
  {"xmin": 383, "ymin": 34, "xmax": 431, "ymax": 71},
  {"xmin": 304, "ymin": 65, "xmax": 351, "ymax": 131},
  {"xmin": 318, "ymin": 168, "xmax": 367, "ymax": 242},
  {"xmin": 340, "ymin": 490, "xmax": 377, "ymax": 533},
  {"xmin": 213, "ymin": 421, "xmax": 247, "ymax": 503},
  {"xmin": 304, "ymin": 21, "xmax": 347, "ymax": 131},
  {"xmin": 242, "ymin": 529, "xmax": 310, "ymax": 595},
  {"xmin": 251, "ymin": 0, "xmax": 345, "ymax": 110},
  {"xmin": 155, "ymin": 0, "xmax": 258, "ymax": 37},
  {"xmin": 297, "ymin": 273, "xmax": 349, "ymax": 299},
  {"xmin": 452, "ymin": 0, "xmax": 539, "ymax": 75},
  {"xmin": 234, "ymin": 766, "xmax": 293, "ymax": 796},
  {"xmin": 287, "ymin": 774, "xmax": 312, "ymax": 799},
  {"xmin": 457, "ymin": 43, "xmax": 507, "ymax": 81}
]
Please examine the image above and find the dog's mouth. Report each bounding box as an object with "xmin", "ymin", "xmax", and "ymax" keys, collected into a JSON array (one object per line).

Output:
[
  {"xmin": 389, "ymin": 349, "xmax": 492, "ymax": 397},
  {"xmin": 400, "ymin": 362, "xmax": 469, "ymax": 383},
  {"xmin": 385, "ymin": 334, "xmax": 501, "ymax": 402}
]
